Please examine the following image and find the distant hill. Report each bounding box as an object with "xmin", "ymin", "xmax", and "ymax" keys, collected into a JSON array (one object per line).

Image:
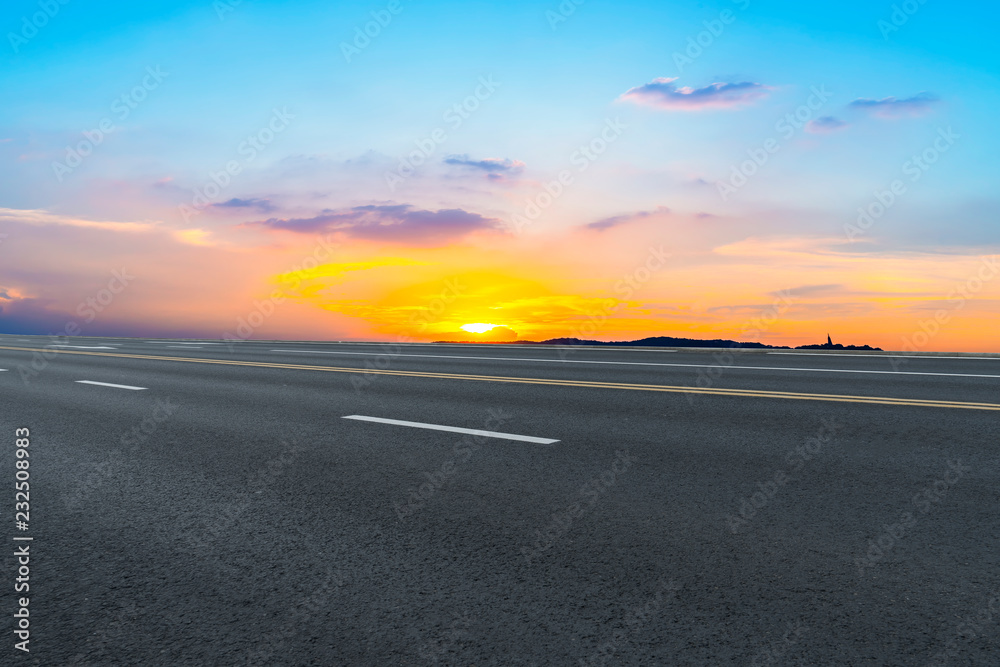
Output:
[
  {"xmin": 794, "ymin": 333, "xmax": 881, "ymax": 351},
  {"xmin": 514, "ymin": 336, "xmax": 786, "ymax": 349},
  {"xmin": 434, "ymin": 334, "xmax": 881, "ymax": 350},
  {"xmin": 796, "ymin": 342, "xmax": 881, "ymax": 351}
]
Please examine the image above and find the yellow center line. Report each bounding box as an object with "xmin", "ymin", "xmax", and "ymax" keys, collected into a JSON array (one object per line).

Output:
[{"xmin": 2, "ymin": 345, "xmax": 998, "ymax": 411}]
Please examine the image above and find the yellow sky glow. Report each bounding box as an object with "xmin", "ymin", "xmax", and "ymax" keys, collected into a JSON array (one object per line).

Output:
[{"xmin": 460, "ymin": 323, "xmax": 502, "ymax": 334}]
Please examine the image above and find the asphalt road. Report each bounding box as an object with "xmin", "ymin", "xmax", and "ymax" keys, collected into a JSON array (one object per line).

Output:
[{"xmin": 1, "ymin": 335, "xmax": 998, "ymax": 665}]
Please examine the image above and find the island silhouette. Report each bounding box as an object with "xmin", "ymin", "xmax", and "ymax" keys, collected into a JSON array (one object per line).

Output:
[{"xmin": 435, "ymin": 333, "xmax": 882, "ymax": 350}]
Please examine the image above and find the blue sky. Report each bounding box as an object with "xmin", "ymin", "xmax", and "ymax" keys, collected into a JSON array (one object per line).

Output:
[{"xmin": 4, "ymin": 1, "xmax": 998, "ymax": 207}]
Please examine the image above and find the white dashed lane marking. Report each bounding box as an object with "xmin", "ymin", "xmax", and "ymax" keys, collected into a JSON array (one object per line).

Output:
[
  {"xmin": 75, "ymin": 380, "xmax": 148, "ymax": 391},
  {"xmin": 342, "ymin": 415, "xmax": 559, "ymax": 444}
]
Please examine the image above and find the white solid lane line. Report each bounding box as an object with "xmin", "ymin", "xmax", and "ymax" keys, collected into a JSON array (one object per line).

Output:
[
  {"xmin": 342, "ymin": 415, "xmax": 559, "ymax": 444},
  {"xmin": 166, "ymin": 345, "xmax": 202, "ymax": 348},
  {"xmin": 0, "ymin": 369, "xmax": 7, "ymax": 372},
  {"xmin": 146, "ymin": 341, "xmax": 221, "ymax": 345},
  {"xmin": 277, "ymin": 350, "xmax": 1000, "ymax": 378},
  {"xmin": 75, "ymin": 380, "xmax": 147, "ymax": 390},
  {"xmin": 309, "ymin": 340, "xmax": 681, "ymax": 353},
  {"xmin": 768, "ymin": 352, "xmax": 1000, "ymax": 361},
  {"xmin": 50, "ymin": 345, "xmax": 117, "ymax": 349},
  {"xmin": 273, "ymin": 349, "xmax": 683, "ymax": 368}
]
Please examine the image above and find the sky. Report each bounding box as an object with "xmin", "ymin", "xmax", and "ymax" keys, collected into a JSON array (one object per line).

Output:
[{"xmin": 1, "ymin": 0, "xmax": 999, "ymax": 351}]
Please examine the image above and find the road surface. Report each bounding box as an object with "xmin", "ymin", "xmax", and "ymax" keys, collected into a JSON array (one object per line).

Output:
[{"xmin": 1, "ymin": 335, "xmax": 998, "ymax": 665}]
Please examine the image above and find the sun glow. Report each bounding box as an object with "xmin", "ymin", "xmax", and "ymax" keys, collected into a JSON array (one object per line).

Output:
[{"xmin": 460, "ymin": 323, "xmax": 501, "ymax": 334}]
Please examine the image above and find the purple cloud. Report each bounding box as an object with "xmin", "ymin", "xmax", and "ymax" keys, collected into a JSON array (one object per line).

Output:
[
  {"xmin": 212, "ymin": 197, "xmax": 276, "ymax": 213},
  {"xmin": 444, "ymin": 154, "xmax": 526, "ymax": 174},
  {"xmin": 0, "ymin": 291, "xmax": 211, "ymax": 337},
  {"xmin": 586, "ymin": 206, "xmax": 671, "ymax": 231},
  {"xmin": 0, "ymin": 295, "xmax": 83, "ymax": 335},
  {"xmin": 619, "ymin": 78, "xmax": 771, "ymax": 111},
  {"xmin": 848, "ymin": 92, "xmax": 939, "ymax": 118},
  {"xmin": 246, "ymin": 204, "xmax": 504, "ymax": 245},
  {"xmin": 805, "ymin": 116, "xmax": 849, "ymax": 134}
]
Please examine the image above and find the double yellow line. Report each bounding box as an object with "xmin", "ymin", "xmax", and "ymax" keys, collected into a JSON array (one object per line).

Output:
[{"xmin": 3, "ymin": 345, "xmax": 999, "ymax": 411}]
